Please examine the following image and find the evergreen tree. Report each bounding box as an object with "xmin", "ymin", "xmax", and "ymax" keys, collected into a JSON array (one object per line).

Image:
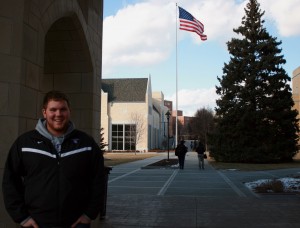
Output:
[
  {"xmin": 99, "ymin": 127, "xmax": 108, "ymax": 152},
  {"xmin": 209, "ymin": 0, "xmax": 299, "ymax": 163}
]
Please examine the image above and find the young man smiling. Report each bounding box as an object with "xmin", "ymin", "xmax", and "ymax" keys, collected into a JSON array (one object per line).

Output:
[
  {"xmin": 2, "ymin": 91, "xmax": 105, "ymax": 228},
  {"xmin": 43, "ymin": 93, "xmax": 71, "ymax": 137}
]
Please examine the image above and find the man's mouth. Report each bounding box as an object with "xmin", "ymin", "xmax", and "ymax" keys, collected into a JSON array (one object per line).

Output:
[{"xmin": 54, "ymin": 119, "xmax": 64, "ymax": 123}]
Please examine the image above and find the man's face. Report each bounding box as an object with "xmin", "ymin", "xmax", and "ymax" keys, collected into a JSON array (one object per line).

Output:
[{"xmin": 42, "ymin": 99, "xmax": 71, "ymax": 136}]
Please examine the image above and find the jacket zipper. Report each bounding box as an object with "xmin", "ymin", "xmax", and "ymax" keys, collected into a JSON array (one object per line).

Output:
[{"xmin": 56, "ymin": 150, "xmax": 61, "ymax": 224}]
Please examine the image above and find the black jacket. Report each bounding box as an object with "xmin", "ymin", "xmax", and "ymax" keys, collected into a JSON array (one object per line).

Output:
[
  {"xmin": 196, "ymin": 143, "xmax": 205, "ymax": 154},
  {"xmin": 175, "ymin": 144, "xmax": 187, "ymax": 156},
  {"xmin": 2, "ymin": 129, "xmax": 104, "ymax": 226}
]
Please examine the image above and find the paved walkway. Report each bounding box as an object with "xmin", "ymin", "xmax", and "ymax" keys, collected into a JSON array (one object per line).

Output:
[{"xmin": 97, "ymin": 152, "xmax": 300, "ymax": 228}]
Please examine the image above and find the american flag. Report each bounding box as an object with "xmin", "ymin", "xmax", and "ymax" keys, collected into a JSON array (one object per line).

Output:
[{"xmin": 178, "ymin": 6, "xmax": 207, "ymax": 41}]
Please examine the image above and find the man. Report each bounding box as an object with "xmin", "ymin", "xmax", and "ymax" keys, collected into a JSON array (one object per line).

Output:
[
  {"xmin": 196, "ymin": 141, "xmax": 206, "ymax": 170},
  {"xmin": 175, "ymin": 140, "xmax": 187, "ymax": 169},
  {"xmin": 2, "ymin": 91, "xmax": 105, "ymax": 227}
]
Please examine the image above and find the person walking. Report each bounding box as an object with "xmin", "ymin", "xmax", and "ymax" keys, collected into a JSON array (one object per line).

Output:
[
  {"xmin": 196, "ymin": 141, "xmax": 206, "ymax": 170},
  {"xmin": 190, "ymin": 141, "xmax": 194, "ymax": 151},
  {"xmin": 175, "ymin": 140, "xmax": 188, "ymax": 169},
  {"xmin": 2, "ymin": 91, "xmax": 105, "ymax": 228}
]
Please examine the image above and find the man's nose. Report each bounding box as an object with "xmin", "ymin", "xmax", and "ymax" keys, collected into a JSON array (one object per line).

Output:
[{"xmin": 55, "ymin": 110, "xmax": 63, "ymax": 115}]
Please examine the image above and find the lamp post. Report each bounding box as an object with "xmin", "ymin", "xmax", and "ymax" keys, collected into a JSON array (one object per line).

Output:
[{"xmin": 165, "ymin": 110, "xmax": 171, "ymax": 161}]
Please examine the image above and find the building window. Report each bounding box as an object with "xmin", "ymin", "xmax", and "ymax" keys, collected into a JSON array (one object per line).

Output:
[
  {"xmin": 112, "ymin": 124, "xmax": 136, "ymax": 150},
  {"xmin": 112, "ymin": 124, "xmax": 123, "ymax": 150},
  {"xmin": 125, "ymin": 124, "xmax": 136, "ymax": 150}
]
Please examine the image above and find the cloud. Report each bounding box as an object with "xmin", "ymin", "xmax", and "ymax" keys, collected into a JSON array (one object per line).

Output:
[
  {"xmin": 102, "ymin": 0, "xmax": 300, "ymax": 112},
  {"xmin": 102, "ymin": 0, "xmax": 247, "ymax": 73},
  {"xmin": 103, "ymin": 0, "xmax": 300, "ymax": 73},
  {"xmin": 166, "ymin": 87, "xmax": 219, "ymax": 116},
  {"xmin": 103, "ymin": 2, "xmax": 175, "ymax": 73},
  {"xmin": 186, "ymin": 0, "xmax": 246, "ymax": 44},
  {"xmin": 260, "ymin": 0, "xmax": 300, "ymax": 37}
]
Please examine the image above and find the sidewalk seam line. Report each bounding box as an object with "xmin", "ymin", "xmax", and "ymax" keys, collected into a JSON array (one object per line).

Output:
[
  {"xmin": 108, "ymin": 168, "xmax": 140, "ymax": 183},
  {"xmin": 217, "ymin": 171, "xmax": 247, "ymax": 197},
  {"xmin": 157, "ymin": 169, "xmax": 179, "ymax": 196}
]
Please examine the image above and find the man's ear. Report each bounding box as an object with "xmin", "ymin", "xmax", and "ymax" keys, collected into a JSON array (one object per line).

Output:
[{"xmin": 42, "ymin": 109, "xmax": 46, "ymax": 118}]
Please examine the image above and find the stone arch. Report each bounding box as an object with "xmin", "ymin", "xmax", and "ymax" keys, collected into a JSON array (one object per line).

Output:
[
  {"xmin": 38, "ymin": 0, "xmax": 102, "ymax": 138},
  {"xmin": 42, "ymin": 15, "xmax": 95, "ymax": 134},
  {"xmin": 39, "ymin": 0, "xmax": 97, "ymax": 69}
]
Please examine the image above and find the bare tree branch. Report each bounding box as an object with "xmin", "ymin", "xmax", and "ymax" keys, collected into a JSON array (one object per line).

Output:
[{"xmin": 130, "ymin": 112, "xmax": 146, "ymax": 152}]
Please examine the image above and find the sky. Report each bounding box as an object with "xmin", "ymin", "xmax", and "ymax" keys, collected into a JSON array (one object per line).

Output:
[{"xmin": 102, "ymin": 0, "xmax": 300, "ymax": 116}]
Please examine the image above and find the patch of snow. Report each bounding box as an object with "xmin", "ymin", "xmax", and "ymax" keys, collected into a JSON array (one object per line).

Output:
[{"xmin": 245, "ymin": 177, "xmax": 300, "ymax": 193}]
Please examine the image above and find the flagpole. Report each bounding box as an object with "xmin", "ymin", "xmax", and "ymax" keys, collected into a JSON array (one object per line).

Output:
[{"xmin": 175, "ymin": 3, "xmax": 178, "ymax": 147}]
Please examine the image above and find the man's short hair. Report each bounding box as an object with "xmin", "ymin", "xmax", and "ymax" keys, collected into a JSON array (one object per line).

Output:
[{"xmin": 43, "ymin": 91, "xmax": 70, "ymax": 109}]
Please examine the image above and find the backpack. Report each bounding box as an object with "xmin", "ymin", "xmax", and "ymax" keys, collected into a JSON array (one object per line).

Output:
[
  {"xmin": 175, "ymin": 147, "xmax": 180, "ymax": 156},
  {"xmin": 175, "ymin": 144, "xmax": 186, "ymax": 156}
]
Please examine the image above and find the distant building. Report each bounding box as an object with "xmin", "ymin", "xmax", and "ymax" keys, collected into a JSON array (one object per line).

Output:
[
  {"xmin": 101, "ymin": 78, "xmax": 170, "ymax": 151},
  {"xmin": 291, "ymin": 66, "xmax": 300, "ymax": 159},
  {"xmin": 171, "ymin": 110, "xmax": 194, "ymax": 141},
  {"xmin": 292, "ymin": 66, "xmax": 300, "ymax": 120}
]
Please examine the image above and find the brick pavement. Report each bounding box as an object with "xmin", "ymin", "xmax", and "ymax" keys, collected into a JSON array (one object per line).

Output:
[{"xmin": 97, "ymin": 152, "xmax": 300, "ymax": 228}]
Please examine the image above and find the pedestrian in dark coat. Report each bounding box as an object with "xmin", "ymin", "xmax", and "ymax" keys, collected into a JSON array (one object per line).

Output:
[
  {"xmin": 175, "ymin": 140, "xmax": 188, "ymax": 169},
  {"xmin": 196, "ymin": 141, "xmax": 206, "ymax": 169}
]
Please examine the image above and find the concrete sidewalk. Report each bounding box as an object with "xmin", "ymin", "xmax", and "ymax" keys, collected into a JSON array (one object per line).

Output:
[{"xmin": 98, "ymin": 152, "xmax": 300, "ymax": 228}]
